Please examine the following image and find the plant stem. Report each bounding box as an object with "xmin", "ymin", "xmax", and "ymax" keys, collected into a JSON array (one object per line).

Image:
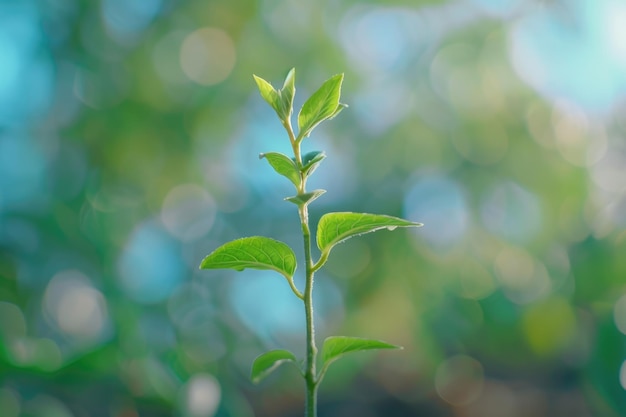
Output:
[
  {"xmin": 284, "ymin": 116, "xmax": 318, "ymax": 417},
  {"xmin": 299, "ymin": 203, "xmax": 318, "ymax": 417},
  {"xmin": 283, "ymin": 118, "xmax": 301, "ymax": 167}
]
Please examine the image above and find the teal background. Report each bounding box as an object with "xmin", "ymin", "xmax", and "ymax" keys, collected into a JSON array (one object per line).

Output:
[{"xmin": 1, "ymin": 0, "xmax": 626, "ymax": 416}]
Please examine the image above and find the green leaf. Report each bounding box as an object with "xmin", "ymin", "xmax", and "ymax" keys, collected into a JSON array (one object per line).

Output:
[
  {"xmin": 320, "ymin": 336, "xmax": 401, "ymax": 372},
  {"xmin": 316, "ymin": 212, "xmax": 422, "ymax": 254},
  {"xmin": 251, "ymin": 349, "xmax": 300, "ymax": 384},
  {"xmin": 200, "ymin": 237, "xmax": 296, "ymax": 279},
  {"xmin": 302, "ymin": 150, "xmax": 325, "ymax": 167},
  {"xmin": 277, "ymin": 68, "xmax": 296, "ymax": 120},
  {"xmin": 300, "ymin": 151, "xmax": 326, "ymax": 176},
  {"xmin": 253, "ymin": 69, "xmax": 295, "ymax": 121},
  {"xmin": 253, "ymin": 75, "xmax": 280, "ymax": 113},
  {"xmin": 285, "ymin": 189, "xmax": 326, "ymax": 206},
  {"xmin": 260, "ymin": 152, "xmax": 301, "ymax": 188},
  {"xmin": 297, "ymin": 73, "xmax": 344, "ymax": 138}
]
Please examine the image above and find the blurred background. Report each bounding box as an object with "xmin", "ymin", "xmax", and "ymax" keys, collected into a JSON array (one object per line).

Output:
[{"xmin": 1, "ymin": 0, "xmax": 626, "ymax": 416}]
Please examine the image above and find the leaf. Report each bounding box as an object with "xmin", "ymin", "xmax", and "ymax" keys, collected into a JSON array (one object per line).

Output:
[
  {"xmin": 285, "ymin": 189, "xmax": 326, "ymax": 206},
  {"xmin": 320, "ymin": 336, "xmax": 401, "ymax": 370},
  {"xmin": 253, "ymin": 75, "xmax": 280, "ymax": 113},
  {"xmin": 254, "ymin": 70, "xmax": 295, "ymax": 121},
  {"xmin": 316, "ymin": 212, "xmax": 423, "ymax": 254},
  {"xmin": 297, "ymin": 73, "xmax": 344, "ymax": 138},
  {"xmin": 260, "ymin": 152, "xmax": 301, "ymax": 188},
  {"xmin": 301, "ymin": 150, "xmax": 326, "ymax": 176},
  {"xmin": 200, "ymin": 237, "xmax": 297, "ymax": 279},
  {"xmin": 251, "ymin": 349, "xmax": 300, "ymax": 383},
  {"xmin": 302, "ymin": 150, "xmax": 325, "ymax": 167},
  {"xmin": 277, "ymin": 68, "xmax": 296, "ymax": 120}
]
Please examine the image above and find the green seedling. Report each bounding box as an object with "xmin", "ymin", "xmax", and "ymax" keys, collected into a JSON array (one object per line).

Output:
[{"xmin": 200, "ymin": 68, "xmax": 422, "ymax": 417}]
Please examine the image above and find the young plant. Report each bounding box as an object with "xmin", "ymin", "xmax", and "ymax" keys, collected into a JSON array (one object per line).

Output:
[{"xmin": 200, "ymin": 68, "xmax": 422, "ymax": 417}]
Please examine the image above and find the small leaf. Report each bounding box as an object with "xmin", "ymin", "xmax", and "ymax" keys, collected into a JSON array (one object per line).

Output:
[
  {"xmin": 251, "ymin": 349, "xmax": 300, "ymax": 383},
  {"xmin": 200, "ymin": 237, "xmax": 296, "ymax": 279},
  {"xmin": 316, "ymin": 212, "xmax": 422, "ymax": 254},
  {"xmin": 254, "ymin": 70, "xmax": 295, "ymax": 121},
  {"xmin": 301, "ymin": 151, "xmax": 326, "ymax": 176},
  {"xmin": 253, "ymin": 75, "xmax": 280, "ymax": 113},
  {"xmin": 260, "ymin": 152, "xmax": 301, "ymax": 188},
  {"xmin": 321, "ymin": 336, "xmax": 401, "ymax": 369},
  {"xmin": 285, "ymin": 189, "xmax": 326, "ymax": 206},
  {"xmin": 302, "ymin": 150, "xmax": 325, "ymax": 167},
  {"xmin": 277, "ymin": 68, "xmax": 296, "ymax": 120},
  {"xmin": 298, "ymin": 74, "xmax": 344, "ymax": 138}
]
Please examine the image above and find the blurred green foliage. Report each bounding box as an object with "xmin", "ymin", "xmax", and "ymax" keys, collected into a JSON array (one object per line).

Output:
[{"xmin": 1, "ymin": 0, "xmax": 626, "ymax": 416}]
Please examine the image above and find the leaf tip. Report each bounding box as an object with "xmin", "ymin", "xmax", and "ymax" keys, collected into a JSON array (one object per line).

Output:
[
  {"xmin": 198, "ymin": 256, "xmax": 210, "ymax": 270},
  {"xmin": 252, "ymin": 74, "xmax": 263, "ymax": 84}
]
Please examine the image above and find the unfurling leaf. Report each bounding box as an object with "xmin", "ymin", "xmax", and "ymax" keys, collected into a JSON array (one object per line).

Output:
[
  {"xmin": 260, "ymin": 152, "xmax": 301, "ymax": 188},
  {"xmin": 298, "ymin": 74, "xmax": 344, "ymax": 139},
  {"xmin": 251, "ymin": 349, "xmax": 300, "ymax": 383},
  {"xmin": 278, "ymin": 68, "xmax": 296, "ymax": 119},
  {"xmin": 300, "ymin": 150, "xmax": 326, "ymax": 176},
  {"xmin": 254, "ymin": 68, "xmax": 296, "ymax": 121},
  {"xmin": 200, "ymin": 237, "xmax": 297, "ymax": 279},
  {"xmin": 316, "ymin": 212, "xmax": 422, "ymax": 254}
]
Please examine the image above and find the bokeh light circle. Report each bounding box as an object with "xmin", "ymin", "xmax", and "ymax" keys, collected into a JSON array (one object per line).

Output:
[
  {"xmin": 614, "ymin": 293, "xmax": 626, "ymax": 335},
  {"xmin": 180, "ymin": 28, "xmax": 236, "ymax": 86},
  {"xmin": 620, "ymin": 360, "xmax": 626, "ymax": 391},
  {"xmin": 182, "ymin": 373, "xmax": 221, "ymax": 417},
  {"xmin": 43, "ymin": 270, "xmax": 109, "ymax": 342},
  {"xmin": 161, "ymin": 184, "xmax": 216, "ymax": 242},
  {"xmin": 435, "ymin": 355, "xmax": 484, "ymax": 406},
  {"xmin": 117, "ymin": 221, "xmax": 185, "ymax": 304}
]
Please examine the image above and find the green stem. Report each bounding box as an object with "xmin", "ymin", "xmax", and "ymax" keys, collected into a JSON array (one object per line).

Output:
[
  {"xmin": 283, "ymin": 118, "xmax": 302, "ymax": 167},
  {"xmin": 283, "ymin": 116, "xmax": 318, "ymax": 417},
  {"xmin": 299, "ymin": 203, "xmax": 318, "ymax": 417},
  {"xmin": 285, "ymin": 275, "xmax": 304, "ymax": 300},
  {"xmin": 311, "ymin": 250, "xmax": 329, "ymax": 273}
]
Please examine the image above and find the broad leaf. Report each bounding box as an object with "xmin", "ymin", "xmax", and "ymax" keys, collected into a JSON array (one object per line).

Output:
[
  {"xmin": 316, "ymin": 212, "xmax": 422, "ymax": 254},
  {"xmin": 260, "ymin": 152, "xmax": 301, "ymax": 188},
  {"xmin": 321, "ymin": 336, "xmax": 401, "ymax": 370},
  {"xmin": 251, "ymin": 349, "xmax": 300, "ymax": 383},
  {"xmin": 200, "ymin": 237, "xmax": 296, "ymax": 279},
  {"xmin": 301, "ymin": 150, "xmax": 326, "ymax": 176},
  {"xmin": 285, "ymin": 189, "xmax": 326, "ymax": 206},
  {"xmin": 297, "ymin": 74, "xmax": 344, "ymax": 138}
]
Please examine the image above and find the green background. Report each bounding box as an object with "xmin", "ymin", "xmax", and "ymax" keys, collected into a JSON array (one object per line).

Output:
[{"xmin": 1, "ymin": 0, "xmax": 626, "ymax": 416}]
